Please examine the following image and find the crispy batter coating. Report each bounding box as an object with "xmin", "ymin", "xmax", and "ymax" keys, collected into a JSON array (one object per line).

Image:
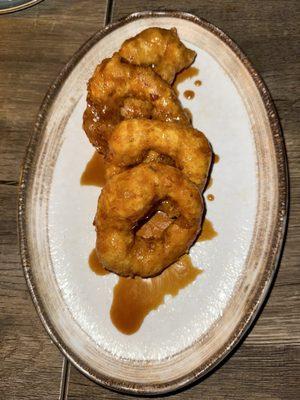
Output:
[
  {"xmin": 106, "ymin": 119, "xmax": 212, "ymax": 187},
  {"xmin": 119, "ymin": 28, "xmax": 196, "ymax": 83},
  {"xmin": 83, "ymin": 54, "xmax": 190, "ymax": 152},
  {"xmin": 95, "ymin": 163, "xmax": 203, "ymax": 277},
  {"xmin": 83, "ymin": 28, "xmax": 213, "ymax": 279}
]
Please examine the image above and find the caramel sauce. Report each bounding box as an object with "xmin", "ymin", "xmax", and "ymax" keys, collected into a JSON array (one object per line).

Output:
[
  {"xmin": 89, "ymin": 248, "xmax": 109, "ymax": 275},
  {"xmin": 194, "ymin": 80, "xmax": 202, "ymax": 86},
  {"xmin": 197, "ymin": 218, "xmax": 217, "ymax": 242},
  {"xmin": 173, "ymin": 67, "xmax": 199, "ymax": 94},
  {"xmin": 80, "ymin": 151, "xmax": 107, "ymax": 187},
  {"xmin": 183, "ymin": 90, "xmax": 195, "ymax": 100},
  {"xmin": 207, "ymin": 194, "xmax": 215, "ymax": 201},
  {"xmin": 110, "ymin": 255, "xmax": 201, "ymax": 335},
  {"xmin": 214, "ymin": 154, "xmax": 220, "ymax": 163}
]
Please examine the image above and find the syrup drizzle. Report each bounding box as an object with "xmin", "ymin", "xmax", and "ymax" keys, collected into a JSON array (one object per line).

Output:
[
  {"xmin": 110, "ymin": 255, "xmax": 201, "ymax": 335},
  {"xmin": 173, "ymin": 66, "xmax": 199, "ymax": 94},
  {"xmin": 80, "ymin": 152, "xmax": 107, "ymax": 187}
]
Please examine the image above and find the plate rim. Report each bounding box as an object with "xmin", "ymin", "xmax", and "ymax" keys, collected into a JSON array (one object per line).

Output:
[
  {"xmin": 0, "ymin": 0, "xmax": 44, "ymax": 14},
  {"xmin": 18, "ymin": 10, "xmax": 289, "ymax": 395}
]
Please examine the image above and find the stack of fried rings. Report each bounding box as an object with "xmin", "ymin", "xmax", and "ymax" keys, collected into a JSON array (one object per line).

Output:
[{"xmin": 83, "ymin": 27, "xmax": 212, "ymax": 278}]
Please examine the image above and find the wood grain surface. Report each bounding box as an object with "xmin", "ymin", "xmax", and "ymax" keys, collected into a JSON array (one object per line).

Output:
[{"xmin": 0, "ymin": 0, "xmax": 299, "ymax": 399}]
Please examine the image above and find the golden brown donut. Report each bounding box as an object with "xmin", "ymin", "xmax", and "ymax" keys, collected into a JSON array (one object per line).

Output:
[
  {"xmin": 83, "ymin": 54, "xmax": 190, "ymax": 153},
  {"xmin": 119, "ymin": 27, "xmax": 196, "ymax": 83},
  {"xmin": 105, "ymin": 119, "xmax": 212, "ymax": 187},
  {"xmin": 95, "ymin": 163, "xmax": 203, "ymax": 277}
]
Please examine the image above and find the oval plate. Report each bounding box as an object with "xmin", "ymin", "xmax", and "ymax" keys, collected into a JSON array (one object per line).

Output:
[{"xmin": 18, "ymin": 11, "xmax": 288, "ymax": 395}]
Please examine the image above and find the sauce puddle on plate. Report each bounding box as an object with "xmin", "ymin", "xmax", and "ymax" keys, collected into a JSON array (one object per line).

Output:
[
  {"xmin": 110, "ymin": 255, "xmax": 201, "ymax": 335},
  {"xmin": 173, "ymin": 66, "xmax": 199, "ymax": 94},
  {"xmin": 194, "ymin": 79, "xmax": 202, "ymax": 87},
  {"xmin": 80, "ymin": 151, "xmax": 107, "ymax": 187},
  {"xmin": 197, "ymin": 218, "xmax": 218, "ymax": 242}
]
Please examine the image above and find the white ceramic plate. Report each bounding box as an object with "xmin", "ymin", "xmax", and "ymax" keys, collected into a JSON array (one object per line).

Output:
[{"xmin": 18, "ymin": 12, "xmax": 288, "ymax": 395}]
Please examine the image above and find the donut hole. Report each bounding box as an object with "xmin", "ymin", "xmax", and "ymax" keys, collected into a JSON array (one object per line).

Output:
[
  {"xmin": 136, "ymin": 199, "xmax": 180, "ymax": 239},
  {"xmin": 136, "ymin": 211, "xmax": 172, "ymax": 239}
]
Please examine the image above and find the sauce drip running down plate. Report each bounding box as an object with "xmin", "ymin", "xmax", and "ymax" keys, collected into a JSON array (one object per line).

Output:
[{"xmin": 18, "ymin": 12, "xmax": 288, "ymax": 395}]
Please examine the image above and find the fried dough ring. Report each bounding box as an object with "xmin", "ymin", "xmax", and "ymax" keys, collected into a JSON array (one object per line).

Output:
[
  {"xmin": 95, "ymin": 163, "xmax": 203, "ymax": 277},
  {"xmin": 83, "ymin": 54, "xmax": 190, "ymax": 153},
  {"xmin": 106, "ymin": 119, "xmax": 212, "ymax": 187},
  {"xmin": 119, "ymin": 28, "xmax": 196, "ymax": 83}
]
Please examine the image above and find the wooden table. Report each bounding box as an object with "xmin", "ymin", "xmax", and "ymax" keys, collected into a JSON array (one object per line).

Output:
[{"xmin": 0, "ymin": 1, "xmax": 299, "ymax": 399}]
